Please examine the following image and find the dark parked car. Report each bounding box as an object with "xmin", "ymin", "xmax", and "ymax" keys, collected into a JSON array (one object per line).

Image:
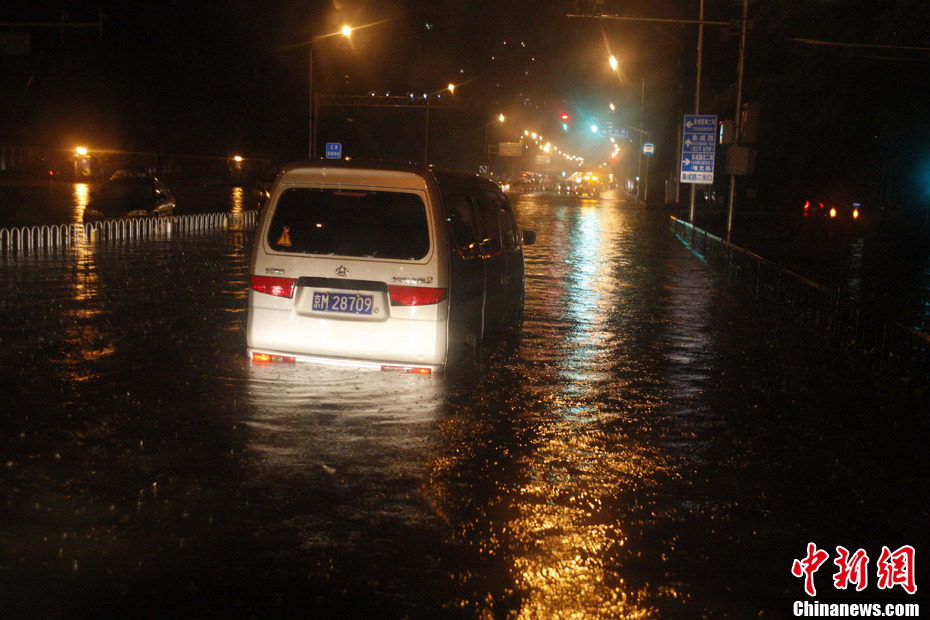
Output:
[{"xmin": 83, "ymin": 171, "xmax": 176, "ymax": 221}]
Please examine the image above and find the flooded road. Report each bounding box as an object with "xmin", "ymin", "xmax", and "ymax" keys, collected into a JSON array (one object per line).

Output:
[
  {"xmin": 1, "ymin": 193, "xmax": 927, "ymax": 618},
  {"xmin": 0, "ymin": 180, "xmax": 265, "ymax": 228}
]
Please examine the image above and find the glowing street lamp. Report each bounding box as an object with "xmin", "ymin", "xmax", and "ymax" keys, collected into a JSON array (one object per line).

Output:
[
  {"xmin": 424, "ymin": 82, "xmax": 457, "ymax": 163},
  {"xmin": 74, "ymin": 147, "xmax": 91, "ymax": 179},
  {"xmin": 482, "ymin": 113, "xmax": 506, "ymax": 176},
  {"xmin": 306, "ymin": 25, "xmax": 353, "ymax": 159},
  {"xmin": 608, "ymin": 54, "xmax": 648, "ymax": 200},
  {"xmin": 280, "ymin": 18, "xmax": 388, "ymax": 158}
]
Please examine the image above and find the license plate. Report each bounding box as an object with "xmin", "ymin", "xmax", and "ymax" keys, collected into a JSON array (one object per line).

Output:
[{"xmin": 312, "ymin": 291, "xmax": 375, "ymax": 315}]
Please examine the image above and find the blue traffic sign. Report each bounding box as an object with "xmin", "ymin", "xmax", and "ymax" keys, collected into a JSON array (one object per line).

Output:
[
  {"xmin": 325, "ymin": 143, "xmax": 342, "ymax": 159},
  {"xmin": 643, "ymin": 142, "xmax": 655, "ymax": 156},
  {"xmin": 680, "ymin": 115, "xmax": 717, "ymax": 184}
]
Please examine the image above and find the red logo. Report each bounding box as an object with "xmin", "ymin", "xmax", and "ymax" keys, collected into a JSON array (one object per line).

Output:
[
  {"xmin": 792, "ymin": 542, "xmax": 830, "ymax": 597},
  {"xmin": 792, "ymin": 543, "xmax": 917, "ymax": 597}
]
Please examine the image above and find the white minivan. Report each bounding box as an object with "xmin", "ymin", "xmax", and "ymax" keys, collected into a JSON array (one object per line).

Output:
[{"xmin": 246, "ymin": 160, "xmax": 535, "ymax": 374}]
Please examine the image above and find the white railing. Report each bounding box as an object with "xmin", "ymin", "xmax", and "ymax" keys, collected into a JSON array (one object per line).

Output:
[{"xmin": 0, "ymin": 210, "xmax": 259, "ymax": 253}]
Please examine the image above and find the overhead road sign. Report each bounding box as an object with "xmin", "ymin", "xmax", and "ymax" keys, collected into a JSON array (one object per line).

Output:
[
  {"xmin": 499, "ymin": 142, "xmax": 523, "ymax": 157},
  {"xmin": 680, "ymin": 114, "xmax": 717, "ymax": 184},
  {"xmin": 600, "ymin": 127, "xmax": 629, "ymax": 139}
]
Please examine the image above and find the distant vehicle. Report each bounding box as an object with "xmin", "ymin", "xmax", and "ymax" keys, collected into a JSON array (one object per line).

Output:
[
  {"xmin": 803, "ymin": 199, "xmax": 864, "ymax": 224},
  {"xmin": 247, "ymin": 160, "xmax": 536, "ymax": 374},
  {"xmin": 573, "ymin": 180, "xmax": 599, "ymax": 198},
  {"xmin": 82, "ymin": 171, "xmax": 176, "ymax": 221}
]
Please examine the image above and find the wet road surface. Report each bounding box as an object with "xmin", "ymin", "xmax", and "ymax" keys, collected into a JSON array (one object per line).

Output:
[{"xmin": 1, "ymin": 193, "xmax": 927, "ymax": 618}]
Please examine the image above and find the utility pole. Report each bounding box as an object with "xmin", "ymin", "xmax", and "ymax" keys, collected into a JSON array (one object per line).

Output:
[
  {"xmin": 568, "ymin": 4, "xmax": 733, "ymax": 221},
  {"xmin": 726, "ymin": 0, "xmax": 749, "ymax": 240},
  {"xmin": 689, "ymin": 0, "xmax": 705, "ymax": 222}
]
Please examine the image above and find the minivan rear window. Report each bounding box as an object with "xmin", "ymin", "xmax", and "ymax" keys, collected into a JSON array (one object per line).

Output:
[{"xmin": 267, "ymin": 187, "xmax": 430, "ymax": 260}]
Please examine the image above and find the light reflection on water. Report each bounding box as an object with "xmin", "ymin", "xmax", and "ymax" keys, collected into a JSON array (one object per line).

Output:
[
  {"xmin": 11, "ymin": 192, "xmax": 920, "ymax": 617},
  {"xmin": 244, "ymin": 362, "xmax": 446, "ymax": 467},
  {"xmin": 0, "ymin": 192, "xmax": 734, "ymax": 617},
  {"xmin": 421, "ymin": 193, "xmax": 677, "ymax": 617},
  {"xmin": 230, "ymin": 186, "xmax": 245, "ymax": 214},
  {"xmin": 243, "ymin": 362, "xmax": 448, "ymax": 532},
  {"xmin": 72, "ymin": 183, "xmax": 92, "ymax": 225}
]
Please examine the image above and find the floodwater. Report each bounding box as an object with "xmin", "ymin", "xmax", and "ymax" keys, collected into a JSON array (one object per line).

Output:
[
  {"xmin": 1, "ymin": 191, "xmax": 927, "ymax": 618},
  {"xmin": 0, "ymin": 180, "xmax": 265, "ymax": 228},
  {"xmin": 703, "ymin": 210, "xmax": 930, "ymax": 334}
]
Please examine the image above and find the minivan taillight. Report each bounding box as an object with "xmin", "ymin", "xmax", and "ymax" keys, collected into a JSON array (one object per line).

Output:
[
  {"xmin": 250, "ymin": 275, "xmax": 296, "ymax": 298},
  {"xmin": 388, "ymin": 285, "xmax": 447, "ymax": 306},
  {"xmin": 252, "ymin": 352, "xmax": 296, "ymax": 363},
  {"xmin": 381, "ymin": 365, "xmax": 432, "ymax": 375}
]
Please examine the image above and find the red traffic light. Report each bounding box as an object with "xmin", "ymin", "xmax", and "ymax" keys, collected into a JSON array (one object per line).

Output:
[{"xmin": 560, "ymin": 112, "xmax": 570, "ymax": 122}]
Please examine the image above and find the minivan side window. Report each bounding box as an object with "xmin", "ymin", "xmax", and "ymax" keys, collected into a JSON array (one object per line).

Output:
[
  {"xmin": 497, "ymin": 197, "xmax": 521, "ymax": 251},
  {"xmin": 473, "ymin": 190, "xmax": 502, "ymax": 254},
  {"xmin": 441, "ymin": 188, "xmax": 479, "ymax": 254}
]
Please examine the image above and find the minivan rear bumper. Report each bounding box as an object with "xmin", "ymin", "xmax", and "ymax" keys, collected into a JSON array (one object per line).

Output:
[
  {"xmin": 247, "ymin": 347, "xmax": 444, "ymax": 374},
  {"xmin": 246, "ymin": 305, "xmax": 447, "ymax": 371}
]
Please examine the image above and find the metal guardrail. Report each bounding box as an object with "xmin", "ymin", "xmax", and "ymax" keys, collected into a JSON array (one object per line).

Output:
[
  {"xmin": 0, "ymin": 210, "xmax": 259, "ymax": 253},
  {"xmin": 671, "ymin": 216, "xmax": 930, "ymax": 397}
]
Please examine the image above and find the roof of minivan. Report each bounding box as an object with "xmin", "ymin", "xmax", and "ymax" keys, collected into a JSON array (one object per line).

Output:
[{"xmin": 278, "ymin": 160, "xmax": 503, "ymax": 193}]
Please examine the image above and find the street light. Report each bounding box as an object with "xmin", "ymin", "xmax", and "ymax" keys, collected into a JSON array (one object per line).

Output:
[
  {"xmin": 424, "ymin": 83, "xmax": 456, "ymax": 163},
  {"xmin": 307, "ymin": 25, "xmax": 352, "ymax": 159},
  {"xmin": 280, "ymin": 18, "xmax": 390, "ymax": 159},
  {"xmin": 482, "ymin": 113, "xmax": 505, "ymax": 176},
  {"xmin": 608, "ymin": 55, "xmax": 648, "ymax": 201}
]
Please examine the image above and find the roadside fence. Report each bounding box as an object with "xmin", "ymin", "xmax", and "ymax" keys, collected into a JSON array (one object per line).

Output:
[
  {"xmin": 670, "ymin": 216, "xmax": 930, "ymax": 397},
  {"xmin": 0, "ymin": 210, "xmax": 259, "ymax": 253}
]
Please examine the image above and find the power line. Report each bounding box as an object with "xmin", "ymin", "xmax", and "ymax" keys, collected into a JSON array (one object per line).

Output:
[{"xmin": 788, "ymin": 38, "xmax": 930, "ymax": 53}]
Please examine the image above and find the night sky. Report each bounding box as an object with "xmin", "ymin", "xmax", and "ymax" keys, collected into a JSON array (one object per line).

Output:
[{"xmin": 3, "ymin": 0, "xmax": 930, "ymax": 208}]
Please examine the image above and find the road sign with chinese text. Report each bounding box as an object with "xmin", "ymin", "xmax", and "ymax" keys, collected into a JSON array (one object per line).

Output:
[
  {"xmin": 680, "ymin": 115, "xmax": 717, "ymax": 184},
  {"xmin": 325, "ymin": 143, "xmax": 342, "ymax": 159}
]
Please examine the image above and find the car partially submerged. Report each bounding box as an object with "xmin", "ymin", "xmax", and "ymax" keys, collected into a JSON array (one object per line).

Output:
[
  {"xmin": 83, "ymin": 171, "xmax": 176, "ymax": 221},
  {"xmin": 246, "ymin": 160, "xmax": 535, "ymax": 374}
]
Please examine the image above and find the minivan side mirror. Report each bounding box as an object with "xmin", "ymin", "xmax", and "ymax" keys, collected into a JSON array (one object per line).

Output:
[{"xmin": 523, "ymin": 230, "xmax": 537, "ymax": 246}]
